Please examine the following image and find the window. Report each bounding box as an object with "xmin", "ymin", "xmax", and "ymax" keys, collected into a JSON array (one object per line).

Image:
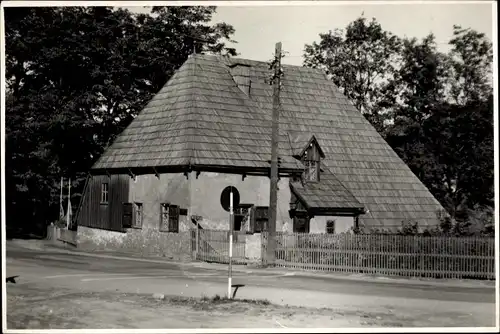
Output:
[
  {"xmin": 293, "ymin": 216, "xmax": 310, "ymax": 233},
  {"xmin": 234, "ymin": 215, "xmax": 243, "ymax": 231},
  {"xmin": 252, "ymin": 206, "xmax": 269, "ymax": 233},
  {"xmin": 326, "ymin": 220, "xmax": 336, "ymax": 234},
  {"xmin": 101, "ymin": 183, "xmax": 109, "ymax": 204},
  {"xmin": 133, "ymin": 203, "xmax": 143, "ymax": 228},
  {"xmin": 160, "ymin": 203, "xmax": 179, "ymax": 233},
  {"xmin": 122, "ymin": 202, "xmax": 143, "ymax": 229},
  {"xmin": 304, "ymin": 161, "xmax": 319, "ymax": 182}
]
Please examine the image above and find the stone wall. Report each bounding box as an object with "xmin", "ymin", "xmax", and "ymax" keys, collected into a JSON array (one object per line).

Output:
[{"xmin": 77, "ymin": 226, "xmax": 191, "ymax": 261}]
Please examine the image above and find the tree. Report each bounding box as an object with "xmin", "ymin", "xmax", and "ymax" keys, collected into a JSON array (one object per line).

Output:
[
  {"xmin": 392, "ymin": 34, "xmax": 450, "ymax": 123},
  {"xmin": 447, "ymin": 25, "xmax": 493, "ymax": 105},
  {"xmin": 304, "ymin": 17, "xmax": 493, "ymax": 231},
  {"xmin": 421, "ymin": 97, "xmax": 493, "ymax": 219},
  {"xmin": 5, "ymin": 6, "xmax": 237, "ymax": 235},
  {"xmin": 386, "ymin": 31, "xmax": 493, "ymax": 227},
  {"xmin": 303, "ymin": 16, "xmax": 401, "ymax": 133}
]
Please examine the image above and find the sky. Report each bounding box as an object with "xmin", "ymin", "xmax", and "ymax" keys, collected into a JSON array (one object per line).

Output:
[{"xmin": 126, "ymin": 1, "xmax": 495, "ymax": 66}]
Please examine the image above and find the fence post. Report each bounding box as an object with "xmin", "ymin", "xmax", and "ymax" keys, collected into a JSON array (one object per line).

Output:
[{"xmin": 195, "ymin": 220, "xmax": 199, "ymax": 258}]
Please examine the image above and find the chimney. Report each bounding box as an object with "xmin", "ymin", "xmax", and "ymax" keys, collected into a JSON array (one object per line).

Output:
[{"xmin": 229, "ymin": 63, "xmax": 251, "ymax": 96}]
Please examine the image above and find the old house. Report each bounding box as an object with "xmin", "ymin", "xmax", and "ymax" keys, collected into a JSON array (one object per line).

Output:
[{"xmin": 75, "ymin": 54, "xmax": 444, "ymax": 255}]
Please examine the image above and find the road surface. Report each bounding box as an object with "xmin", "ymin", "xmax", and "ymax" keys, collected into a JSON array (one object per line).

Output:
[{"xmin": 5, "ymin": 243, "xmax": 497, "ymax": 328}]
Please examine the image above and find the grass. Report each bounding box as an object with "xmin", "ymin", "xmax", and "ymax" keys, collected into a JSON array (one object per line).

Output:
[
  {"xmin": 167, "ymin": 294, "xmax": 271, "ymax": 307},
  {"xmin": 201, "ymin": 294, "xmax": 271, "ymax": 305}
]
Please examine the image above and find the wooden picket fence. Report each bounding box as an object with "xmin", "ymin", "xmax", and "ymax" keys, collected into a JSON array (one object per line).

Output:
[
  {"xmin": 192, "ymin": 229, "xmax": 247, "ymax": 264},
  {"xmin": 262, "ymin": 232, "xmax": 495, "ymax": 280}
]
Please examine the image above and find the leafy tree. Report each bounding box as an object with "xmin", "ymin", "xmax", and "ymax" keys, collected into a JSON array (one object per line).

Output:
[
  {"xmin": 305, "ymin": 17, "xmax": 493, "ymax": 232},
  {"xmin": 392, "ymin": 34, "xmax": 450, "ymax": 123},
  {"xmin": 303, "ymin": 17, "xmax": 401, "ymax": 133},
  {"xmin": 5, "ymin": 6, "xmax": 237, "ymax": 235},
  {"xmin": 386, "ymin": 31, "xmax": 493, "ymax": 226},
  {"xmin": 447, "ymin": 25, "xmax": 493, "ymax": 105},
  {"xmin": 385, "ymin": 34, "xmax": 450, "ymax": 191}
]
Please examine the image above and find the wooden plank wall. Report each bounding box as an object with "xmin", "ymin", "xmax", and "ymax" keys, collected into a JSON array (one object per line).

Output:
[{"xmin": 76, "ymin": 174, "xmax": 130, "ymax": 232}]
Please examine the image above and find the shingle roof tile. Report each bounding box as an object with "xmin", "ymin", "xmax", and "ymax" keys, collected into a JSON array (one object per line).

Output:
[{"xmin": 92, "ymin": 54, "xmax": 444, "ymax": 228}]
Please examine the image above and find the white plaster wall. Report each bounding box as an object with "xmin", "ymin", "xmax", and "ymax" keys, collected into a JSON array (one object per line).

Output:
[
  {"xmin": 309, "ymin": 216, "xmax": 355, "ymax": 234},
  {"xmin": 129, "ymin": 173, "xmax": 191, "ymax": 231},
  {"xmin": 245, "ymin": 233, "xmax": 262, "ymax": 263},
  {"xmin": 190, "ymin": 172, "xmax": 291, "ymax": 231}
]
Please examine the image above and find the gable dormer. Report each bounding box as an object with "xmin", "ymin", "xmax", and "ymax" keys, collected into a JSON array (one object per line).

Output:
[
  {"xmin": 228, "ymin": 62, "xmax": 251, "ymax": 96},
  {"xmin": 298, "ymin": 136, "xmax": 325, "ymax": 183}
]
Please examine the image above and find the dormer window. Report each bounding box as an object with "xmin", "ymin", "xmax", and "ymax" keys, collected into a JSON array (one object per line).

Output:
[
  {"xmin": 289, "ymin": 133, "xmax": 325, "ymax": 184},
  {"xmin": 302, "ymin": 137, "xmax": 324, "ymax": 182},
  {"xmin": 304, "ymin": 160, "xmax": 319, "ymax": 182}
]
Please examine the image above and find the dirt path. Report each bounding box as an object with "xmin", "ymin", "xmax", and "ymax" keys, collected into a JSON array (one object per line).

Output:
[{"xmin": 7, "ymin": 284, "xmax": 373, "ymax": 329}]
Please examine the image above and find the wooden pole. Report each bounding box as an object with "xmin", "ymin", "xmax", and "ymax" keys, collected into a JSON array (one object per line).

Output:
[
  {"xmin": 267, "ymin": 42, "xmax": 282, "ymax": 267},
  {"xmin": 195, "ymin": 218, "xmax": 199, "ymax": 256},
  {"xmin": 59, "ymin": 177, "xmax": 64, "ymax": 219},
  {"xmin": 66, "ymin": 177, "xmax": 71, "ymax": 229},
  {"xmin": 228, "ymin": 189, "xmax": 234, "ymax": 299}
]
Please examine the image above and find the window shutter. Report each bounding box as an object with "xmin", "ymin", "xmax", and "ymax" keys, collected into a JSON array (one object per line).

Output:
[
  {"xmin": 254, "ymin": 206, "xmax": 269, "ymax": 233},
  {"xmin": 160, "ymin": 203, "xmax": 169, "ymax": 232},
  {"xmin": 168, "ymin": 205, "xmax": 179, "ymax": 233},
  {"xmin": 134, "ymin": 203, "xmax": 143, "ymax": 228},
  {"xmin": 122, "ymin": 203, "xmax": 133, "ymax": 228}
]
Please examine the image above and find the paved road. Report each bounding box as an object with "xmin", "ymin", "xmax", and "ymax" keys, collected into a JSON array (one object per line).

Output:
[{"xmin": 6, "ymin": 244, "xmax": 497, "ymax": 327}]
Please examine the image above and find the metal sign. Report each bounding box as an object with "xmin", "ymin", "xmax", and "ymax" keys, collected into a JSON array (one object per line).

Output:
[{"xmin": 220, "ymin": 186, "xmax": 240, "ymax": 212}]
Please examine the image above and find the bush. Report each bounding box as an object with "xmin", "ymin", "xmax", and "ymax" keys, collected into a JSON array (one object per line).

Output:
[
  {"xmin": 467, "ymin": 205, "xmax": 494, "ymax": 236},
  {"xmin": 351, "ymin": 210, "xmax": 495, "ymax": 238},
  {"xmin": 398, "ymin": 220, "xmax": 420, "ymax": 235},
  {"xmin": 435, "ymin": 206, "xmax": 494, "ymax": 237},
  {"xmin": 53, "ymin": 218, "xmax": 67, "ymax": 228}
]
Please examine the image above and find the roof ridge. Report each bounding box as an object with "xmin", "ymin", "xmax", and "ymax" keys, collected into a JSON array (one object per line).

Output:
[{"xmin": 193, "ymin": 53, "xmax": 325, "ymax": 73}]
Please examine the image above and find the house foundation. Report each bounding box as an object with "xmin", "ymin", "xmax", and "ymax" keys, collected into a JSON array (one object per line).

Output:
[{"xmin": 77, "ymin": 225, "xmax": 192, "ymax": 261}]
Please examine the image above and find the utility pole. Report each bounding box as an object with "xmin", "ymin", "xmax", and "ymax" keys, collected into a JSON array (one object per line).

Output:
[{"xmin": 267, "ymin": 42, "xmax": 282, "ymax": 267}]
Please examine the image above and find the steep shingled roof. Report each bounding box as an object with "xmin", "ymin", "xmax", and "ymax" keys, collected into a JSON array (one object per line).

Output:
[
  {"xmin": 290, "ymin": 171, "xmax": 363, "ymax": 213},
  {"xmin": 93, "ymin": 54, "xmax": 444, "ymax": 229},
  {"xmin": 288, "ymin": 133, "xmax": 325, "ymax": 159},
  {"xmin": 93, "ymin": 55, "xmax": 302, "ymax": 174}
]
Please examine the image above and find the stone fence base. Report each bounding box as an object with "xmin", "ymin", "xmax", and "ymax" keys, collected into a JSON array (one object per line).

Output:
[{"xmin": 77, "ymin": 226, "xmax": 192, "ymax": 262}]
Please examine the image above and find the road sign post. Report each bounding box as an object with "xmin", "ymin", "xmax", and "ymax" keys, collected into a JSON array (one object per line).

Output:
[{"xmin": 228, "ymin": 190, "xmax": 234, "ymax": 299}]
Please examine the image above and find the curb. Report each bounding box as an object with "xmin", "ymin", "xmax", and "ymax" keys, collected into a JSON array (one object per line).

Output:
[
  {"xmin": 32, "ymin": 244, "xmax": 496, "ymax": 290},
  {"xmin": 191, "ymin": 261, "xmax": 496, "ymax": 289}
]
